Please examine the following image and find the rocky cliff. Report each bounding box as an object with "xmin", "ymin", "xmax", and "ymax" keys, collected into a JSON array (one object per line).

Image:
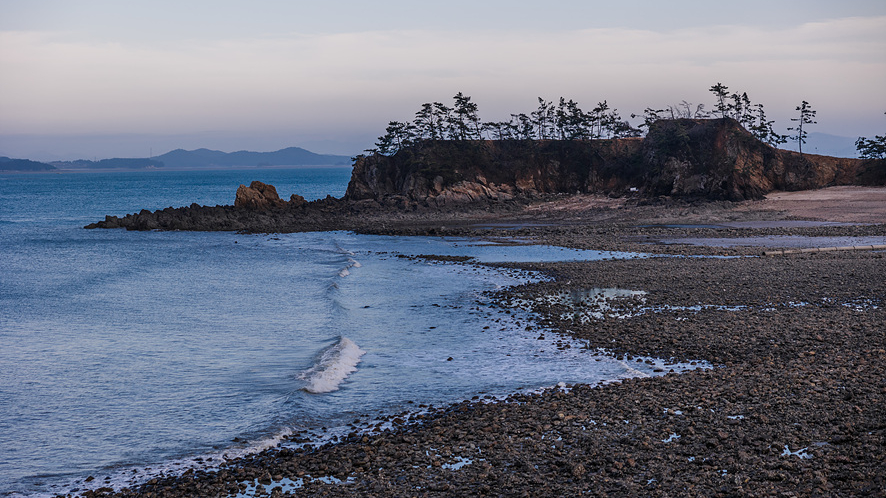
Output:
[{"xmin": 346, "ymin": 118, "xmax": 884, "ymax": 206}]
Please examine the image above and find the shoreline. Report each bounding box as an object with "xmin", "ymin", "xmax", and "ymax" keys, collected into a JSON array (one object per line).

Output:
[
  {"xmin": 76, "ymin": 251, "xmax": 884, "ymax": 498},
  {"xmin": 65, "ymin": 188, "xmax": 885, "ymax": 497}
]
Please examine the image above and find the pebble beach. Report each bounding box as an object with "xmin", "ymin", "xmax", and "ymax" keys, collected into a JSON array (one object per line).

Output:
[{"xmin": 69, "ymin": 188, "xmax": 885, "ymax": 498}]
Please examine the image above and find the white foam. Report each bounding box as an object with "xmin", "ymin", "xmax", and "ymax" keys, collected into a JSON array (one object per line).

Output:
[
  {"xmin": 298, "ymin": 337, "xmax": 366, "ymax": 394},
  {"xmin": 337, "ymin": 258, "xmax": 361, "ymax": 278}
]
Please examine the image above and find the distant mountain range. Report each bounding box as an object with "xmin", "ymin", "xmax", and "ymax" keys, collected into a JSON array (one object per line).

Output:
[
  {"xmin": 149, "ymin": 146, "xmax": 352, "ymax": 169},
  {"xmin": 0, "ymin": 136, "xmax": 867, "ymax": 172},
  {"xmin": 0, "ymin": 146, "xmax": 353, "ymax": 172}
]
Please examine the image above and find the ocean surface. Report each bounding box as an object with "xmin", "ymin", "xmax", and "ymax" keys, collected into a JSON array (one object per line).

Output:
[{"xmin": 0, "ymin": 168, "xmax": 692, "ymax": 496}]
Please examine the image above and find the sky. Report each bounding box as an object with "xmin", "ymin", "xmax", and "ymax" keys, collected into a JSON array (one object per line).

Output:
[{"xmin": 1, "ymin": 0, "xmax": 884, "ymax": 160}]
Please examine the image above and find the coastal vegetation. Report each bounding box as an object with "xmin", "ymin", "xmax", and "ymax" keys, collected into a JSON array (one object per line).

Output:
[{"xmin": 368, "ymin": 83, "xmax": 798, "ymax": 156}]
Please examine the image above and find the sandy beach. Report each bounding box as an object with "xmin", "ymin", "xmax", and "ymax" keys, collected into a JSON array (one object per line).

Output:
[{"xmin": 74, "ymin": 186, "xmax": 885, "ymax": 497}]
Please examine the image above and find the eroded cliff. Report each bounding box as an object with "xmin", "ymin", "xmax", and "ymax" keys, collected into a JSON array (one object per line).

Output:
[{"xmin": 346, "ymin": 118, "xmax": 884, "ymax": 206}]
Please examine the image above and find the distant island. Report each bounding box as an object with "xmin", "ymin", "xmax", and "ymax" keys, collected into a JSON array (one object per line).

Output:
[
  {"xmin": 0, "ymin": 147, "xmax": 352, "ymax": 172},
  {"xmin": 144, "ymin": 146, "xmax": 351, "ymax": 169},
  {"xmin": 0, "ymin": 156, "xmax": 56, "ymax": 172}
]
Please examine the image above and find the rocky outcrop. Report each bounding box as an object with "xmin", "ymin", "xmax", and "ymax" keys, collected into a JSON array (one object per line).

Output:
[
  {"xmin": 235, "ymin": 181, "xmax": 287, "ymax": 210},
  {"xmin": 234, "ymin": 181, "xmax": 308, "ymax": 210},
  {"xmin": 86, "ymin": 186, "xmax": 341, "ymax": 231},
  {"xmin": 86, "ymin": 119, "xmax": 885, "ymax": 231},
  {"xmin": 346, "ymin": 119, "xmax": 885, "ymax": 205},
  {"xmin": 640, "ymin": 118, "xmax": 884, "ymax": 200}
]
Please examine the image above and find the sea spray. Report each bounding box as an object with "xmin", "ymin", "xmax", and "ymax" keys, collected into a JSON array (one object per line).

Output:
[{"xmin": 298, "ymin": 337, "xmax": 366, "ymax": 393}]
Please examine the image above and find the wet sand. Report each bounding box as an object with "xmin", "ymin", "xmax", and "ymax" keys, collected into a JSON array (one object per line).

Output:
[{"xmin": 71, "ymin": 187, "xmax": 885, "ymax": 497}]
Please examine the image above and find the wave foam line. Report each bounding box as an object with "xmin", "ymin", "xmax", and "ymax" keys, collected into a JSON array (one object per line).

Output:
[
  {"xmin": 337, "ymin": 258, "xmax": 361, "ymax": 278},
  {"xmin": 298, "ymin": 337, "xmax": 366, "ymax": 394}
]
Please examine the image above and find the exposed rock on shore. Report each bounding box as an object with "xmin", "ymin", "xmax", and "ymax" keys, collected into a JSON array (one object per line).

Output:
[
  {"xmin": 234, "ymin": 181, "xmax": 308, "ymax": 210},
  {"xmin": 84, "ymin": 195, "xmax": 343, "ymax": 232},
  {"xmin": 235, "ymin": 181, "xmax": 285, "ymax": 210}
]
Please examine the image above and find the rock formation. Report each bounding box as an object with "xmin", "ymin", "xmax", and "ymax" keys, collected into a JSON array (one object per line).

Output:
[
  {"xmin": 346, "ymin": 118, "xmax": 885, "ymax": 206},
  {"xmin": 235, "ymin": 181, "xmax": 288, "ymax": 210},
  {"xmin": 639, "ymin": 118, "xmax": 883, "ymax": 200}
]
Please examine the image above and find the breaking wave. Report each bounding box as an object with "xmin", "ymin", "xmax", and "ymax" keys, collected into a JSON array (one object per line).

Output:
[
  {"xmin": 298, "ymin": 337, "xmax": 366, "ymax": 394},
  {"xmin": 338, "ymin": 258, "xmax": 361, "ymax": 278}
]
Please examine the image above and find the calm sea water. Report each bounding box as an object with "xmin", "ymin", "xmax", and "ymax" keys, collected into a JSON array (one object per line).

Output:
[{"xmin": 1, "ymin": 168, "xmax": 682, "ymax": 496}]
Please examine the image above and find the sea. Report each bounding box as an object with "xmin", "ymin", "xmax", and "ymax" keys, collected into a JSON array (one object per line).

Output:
[{"xmin": 0, "ymin": 167, "xmax": 695, "ymax": 496}]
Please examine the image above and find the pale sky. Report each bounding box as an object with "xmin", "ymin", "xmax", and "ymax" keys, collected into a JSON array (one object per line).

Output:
[{"xmin": 1, "ymin": 0, "xmax": 884, "ymax": 160}]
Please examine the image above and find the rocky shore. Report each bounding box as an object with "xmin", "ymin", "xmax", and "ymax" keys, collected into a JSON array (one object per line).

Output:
[{"xmin": 67, "ymin": 188, "xmax": 886, "ymax": 498}]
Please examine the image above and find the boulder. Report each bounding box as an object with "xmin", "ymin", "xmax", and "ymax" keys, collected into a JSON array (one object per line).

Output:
[{"xmin": 235, "ymin": 181, "xmax": 287, "ymax": 210}]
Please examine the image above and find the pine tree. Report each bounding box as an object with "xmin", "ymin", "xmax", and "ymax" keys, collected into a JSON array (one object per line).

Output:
[
  {"xmin": 414, "ymin": 103, "xmax": 441, "ymax": 140},
  {"xmin": 787, "ymin": 101, "xmax": 817, "ymax": 154},
  {"xmin": 749, "ymin": 103, "xmax": 786, "ymax": 147},
  {"xmin": 511, "ymin": 113, "xmax": 534, "ymax": 140},
  {"xmin": 531, "ymin": 98, "xmax": 554, "ymax": 140},
  {"xmin": 451, "ymin": 92, "xmax": 481, "ymax": 140},
  {"xmin": 709, "ymin": 83, "xmax": 730, "ymax": 118},
  {"xmin": 631, "ymin": 108, "xmax": 666, "ymax": 134}
]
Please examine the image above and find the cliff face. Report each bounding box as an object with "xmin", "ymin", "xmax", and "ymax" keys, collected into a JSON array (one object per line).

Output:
[
  {"xmin": 346, "ymin": 119, "xmax": 884, "ymax": 206},
  {"xmin": 640, "ymin": 118, "xmax": 883, "ymax": 200},
  {"xmin": 345, "ymin": 138, "xmax": 646, "ymax": 209}
]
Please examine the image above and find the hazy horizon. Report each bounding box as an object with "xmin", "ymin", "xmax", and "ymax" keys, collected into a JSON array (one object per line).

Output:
[
  {"xmin": 0, "ymin": 130, "xmax": 867, "ymax": 164},
  {"xmin": 1, "ymin": 0, "xmax": 884, "ymax": 161}
]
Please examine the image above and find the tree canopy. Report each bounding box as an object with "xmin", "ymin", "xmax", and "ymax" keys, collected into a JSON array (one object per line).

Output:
[
  {"xmin": 367, "ymin": 84, "xmax": 822, "ymax": 157},
  {"xmin": 371, "ymin": 92, "xmax": 642, "ymax": 155}
]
